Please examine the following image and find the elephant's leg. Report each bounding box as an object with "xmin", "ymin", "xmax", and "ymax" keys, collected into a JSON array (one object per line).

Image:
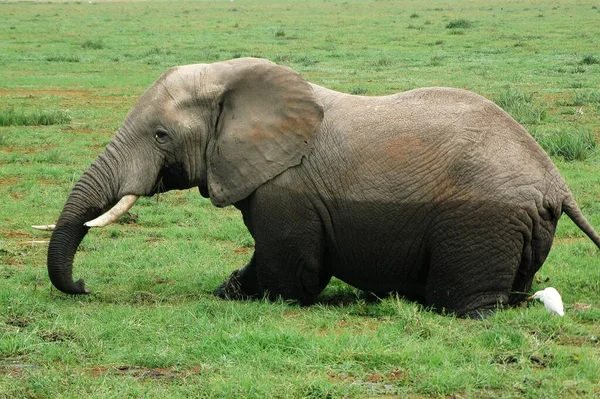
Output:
[
  {"xmin": 242, "ymin": 189, "xmax": 329, "ymax": 305},
  {"xmin": 254, "ymin": 246, "xmax": 329, "ymax": 305},
  {"xmin": 509, "ymin": 217, "xmax": 556, "ymax": 306},
  {"xmin": 216, "ymin": 182, "xmax": 330, "ymax": 304},
  {"xmin": 426, "ymin": 205, "xmax": 528, "ymax": 317},
  {"xmin": 215, "ymin": 254, "xmax": 262, "ymax": 300}
]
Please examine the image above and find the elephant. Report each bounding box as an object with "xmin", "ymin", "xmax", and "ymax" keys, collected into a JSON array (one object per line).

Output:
[{"xmin": 45, "ymin": 57, "xmax": 600, "ymax": 318}]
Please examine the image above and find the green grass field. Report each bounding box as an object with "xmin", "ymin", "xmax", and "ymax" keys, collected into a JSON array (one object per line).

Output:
[{"xmin": 1, "ymin": 0, "xmax": 599, "ymax": 397}]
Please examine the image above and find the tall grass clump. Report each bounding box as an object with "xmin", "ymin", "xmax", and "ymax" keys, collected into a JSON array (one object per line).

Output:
[
  {"xmin": 376, "ymin": 57, "xmax": 393, "ymax": 67},
  {"xmin": 495, "ymin": 89, "xmax": 548, "ymax": 124},
  {"xmin": 445, "ymin": 19, "xmax": 473, "ymax": 29},
  {"xmin": 46, "ymin": 55, "xmax": 80, "ymax": 63},
  {"xmin": 274, "ymin": 54, "xmax": 293, "ymax": 63},
  {"xmin": 530, "ymin": 127, "xmax": 596, "ymax": 161},
  {"xmin": 81, "ymin": 39, "xmax": 104, "ymax": 49},
  {"xmin": 350, "ymin": 87, "xmax": 368, "ymax": 95},
  {"xmin": 572, "ymin": 91, "xmax": 600, "ymax": 106},
  {"xmin": 0, "ymin": 108, "xmax": 71, "ymax": 126},
  {"xmin": 580, "ymin": 55, "xmax": 599, "ymax": 65},
  {"xmin": 293, "ymin": 55, "xmax": 318, "ymax": 66}
]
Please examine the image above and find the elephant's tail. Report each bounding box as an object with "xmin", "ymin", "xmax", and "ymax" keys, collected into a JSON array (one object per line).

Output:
[{"xmin": 563, "ymin": 197, "xmax": 600, "ymax": 249}]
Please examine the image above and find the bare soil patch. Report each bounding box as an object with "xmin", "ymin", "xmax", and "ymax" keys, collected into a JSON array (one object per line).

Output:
[
  {"xmin": 1, "ymin": 229, "xmax": 32, "ymax": 239},
  {"xmin": 88, "ymin": 365, "xmax": 204, "ymax": 380},
  {"xmin": 0, "ymin": 88, "xmax": 92, "ymax": 99},
  {"xmin": 0, "ymin": 177, "xmax": 21, "ymax": 185}
]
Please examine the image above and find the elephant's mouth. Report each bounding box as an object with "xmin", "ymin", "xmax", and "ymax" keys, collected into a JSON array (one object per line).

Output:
[
  {"xmin": 152, "ymin": 162, "xmax": 192, "ymax": 194},
  {"xmin": 87, "ymin": 162, "xmax": 195, "ymax": 228}
]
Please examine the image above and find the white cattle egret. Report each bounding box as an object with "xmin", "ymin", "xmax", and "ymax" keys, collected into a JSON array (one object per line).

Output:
[{"xmin": 529, "ymin": 287, "xmax": 564, "ymax": 316}]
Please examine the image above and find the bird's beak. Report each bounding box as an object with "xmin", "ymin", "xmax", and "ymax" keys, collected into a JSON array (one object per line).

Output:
[{"xmin": 527, "ymin": 295, "xmax": 535, "ymax": 301}]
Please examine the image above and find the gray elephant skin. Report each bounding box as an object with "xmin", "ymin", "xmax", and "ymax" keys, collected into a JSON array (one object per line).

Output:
[{"xmin": 47, "ymin": 58, "xmax": 600, "ymax": 318}]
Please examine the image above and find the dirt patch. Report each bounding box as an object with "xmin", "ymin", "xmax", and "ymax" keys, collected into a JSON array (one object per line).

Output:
[
  {"xmin": 283, "ymin": 310, "xmax": 302, "ymax": 318},
  {"xmin": 62, "ymin": 126, "xmax": 95, "ymax": 134},
  {"xmin": 0, "ymin": 361, "xmax": 40, "ymax": 377},
  {"xmin": 557, "ymin": 334, "xmax": 599, "ymax": 346},
  {"xmin": 543, "ymin": 92, "xmax": 574, "ymax": 104},
  {"xmin": 554, "ymin": 236, "xmax": 588, "ymax": 244},
  {"xmin": 0, "ymin": 177, "xmax": 21, "ymax": 186},
  {"xmin": 328, "ymin": 368, "xmax": 409, "ymax": 384},
  {"xmin": 145, "ymin": 237, "xmax": 166, "ymax": 244},
  {"xmin": 1, "ymin": 229, "xmax": 32, "ymax": 239},
  {"xmin": 88, "ymin": 365, "xmax": 204, "ymax": 380},
  {"xmin": 6, "ymin": 315, "xmax": 32, "ymax": 328},
  {"xmin": 4, "ymin": 258, "xmax": 25, "ymax": 266},
  {"xmin": 39, "ymin": 178, "xmax": 59, "ymax": 186},
  {"xmin": 0, "ymin": 144, "xmax": 56, "ymax": 155},
  {"xmin": 39, "ymin": 331, "xmax": 77, "ymax": 343},
  {"xmin": 233, "ymin": 246, "xmax": 254, "ymax": 255},
  {"xmin": 1, "ymin": 88, "xmax": 130, "ymax": 120},
  {"xmin": 572, "ymin": 303, "xmax": 593, "ymax": 311},
  {"xmin": 172, "ymin": 196, "xmax": 189, "ymax": 204},
  {"xmin": 0, "ymin": 88, "xmax": 92, "ymax": 99}
]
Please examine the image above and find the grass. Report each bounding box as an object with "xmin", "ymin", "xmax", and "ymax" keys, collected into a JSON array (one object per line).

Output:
[
  {"xmin": 1, "ymin": 0, "xmax": 600, "ymax": 398},
  {"xmin": 495, "ymin": 89, "xmax": 548, "ymax": 125},
  {"xmin": 573, "ymin": 91, "xmax": 600, "ymax": 106},
  {"xmin": 0, "ymin": 108, "xmax": 71, "ymax": 127},
  {"xmin": 531, "ymin": 127, "xmax": 596, "ymax": 161}
]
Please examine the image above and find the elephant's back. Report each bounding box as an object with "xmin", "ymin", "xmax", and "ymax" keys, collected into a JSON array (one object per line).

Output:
[{"xmin": 309, "ymin": 86, "xmax": 568, "ymax": 205}]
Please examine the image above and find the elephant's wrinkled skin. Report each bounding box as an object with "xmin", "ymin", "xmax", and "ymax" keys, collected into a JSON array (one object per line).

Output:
[{"xmin": 47, "ymin": 58, "xmax": 600, "ymax": 317}]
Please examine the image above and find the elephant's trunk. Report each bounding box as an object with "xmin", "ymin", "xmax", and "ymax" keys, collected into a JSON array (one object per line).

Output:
[
  {"xmin": 48, "ymin": 217, "xmax": 92, "ymax": 294},
  {"xmin": 47, "ymin": 156, "xmax": 119, "ymax": 294}
]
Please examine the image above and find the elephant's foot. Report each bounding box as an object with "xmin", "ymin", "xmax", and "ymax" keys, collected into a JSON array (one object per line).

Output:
[{"xmin": 215, "ymin": 268, "xmax": 261, "ymax": 301}]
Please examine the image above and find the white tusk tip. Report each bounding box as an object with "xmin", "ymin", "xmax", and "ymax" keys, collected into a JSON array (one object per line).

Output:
[{"xmin": 32, "ymin": 224, "xmax": 56, "ymax": 231}]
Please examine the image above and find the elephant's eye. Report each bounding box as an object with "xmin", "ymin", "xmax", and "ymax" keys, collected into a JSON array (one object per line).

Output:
[{"xmin": 154, "ymin": 129, "xmax": 169, "ymax": 144}]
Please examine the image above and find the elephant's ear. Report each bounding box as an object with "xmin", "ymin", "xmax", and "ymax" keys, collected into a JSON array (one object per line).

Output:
[{"xmin": 205, "ymin": 58, "xmax": 323, "ymax": 207}]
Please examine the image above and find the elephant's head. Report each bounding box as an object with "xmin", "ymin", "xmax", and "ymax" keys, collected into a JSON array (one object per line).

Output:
[{"xmin": 48, "ymin": 58, "xmax": 324, "ymax": 294}]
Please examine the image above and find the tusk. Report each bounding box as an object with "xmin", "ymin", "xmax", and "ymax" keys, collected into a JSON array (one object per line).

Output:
[
  {"xmin": 84, "ymin": 194, "xmax": 139, "ymax": 228},
  {"xmin": 32, "ymin": 224, "xmax": 56, "ymax": 231}
]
